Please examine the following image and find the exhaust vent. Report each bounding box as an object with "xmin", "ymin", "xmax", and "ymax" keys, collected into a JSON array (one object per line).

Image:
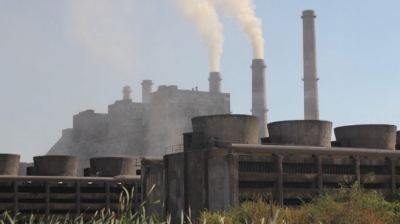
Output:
[
  {"xmin": 191, "ymin": 114, "xmax": 259, "ymax": 150},
  {"xmin": 33, "ymin": 155, "xmax": 78, "ymax": 176},
  {"xmin": 334, "ymin": 124, "xmax": 397, "ymax": 150},
  {"xmin": 268, "ymin": 120, "xmax": 332, "ymax": 147},
  {"xmin": 90, "ymin": 157, "xmax": 134, "ymax": 177},
  {"xmin": 0, "ymin": 154, "xmax": 20, "ymax": 175}
]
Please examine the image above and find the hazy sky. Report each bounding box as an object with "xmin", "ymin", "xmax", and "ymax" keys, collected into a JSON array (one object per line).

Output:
[{"xmin": 1, "ymin": 1, "xmax": 399, "ymax": 162}]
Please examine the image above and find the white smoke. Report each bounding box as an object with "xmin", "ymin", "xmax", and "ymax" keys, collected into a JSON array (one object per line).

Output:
[
  {"xmin": 174, "ymin": 0, "xmax": 224, "ymax": 72},
  {"xmin": 213, "ymin": 0, "xmax": 264, "ymax": 59},
  {"xmin": 64, "ymin": 0, "xmax": 134, "ymax": 69}
]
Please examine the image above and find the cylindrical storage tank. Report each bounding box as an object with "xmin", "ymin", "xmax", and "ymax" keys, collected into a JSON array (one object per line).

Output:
[
  {"xmin": 33, "ymin": 155, "xmax": 78, "ymax": 176},
  {"xmin": 191, "ymin": 114, "xmax": 259, "ymax": 150},
  {"xmin": 334, "ymin": 124, "xmax": 397, "ymax": 150},
  {"xmin": 268, "ymin": 120, "xmax": 332, "ymax": 147},
  {"xmin": 0, "ymin": 154, "xmax": 20, "ymax": 175},
  {"xmin": 90, "ymin": 157, "xmax": 134, "ymax": 177}
]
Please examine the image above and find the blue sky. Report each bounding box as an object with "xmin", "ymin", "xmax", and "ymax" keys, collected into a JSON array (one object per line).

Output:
[{"xmin": 1, "ymin": 1, "xmax": 399, "ymax": 162}]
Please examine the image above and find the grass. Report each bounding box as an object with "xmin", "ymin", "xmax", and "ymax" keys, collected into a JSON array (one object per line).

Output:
[
  {"xmin": 199, "ymin": 183, "xmax": 400, "ymax": 224},
  {"xmin": 3, "ymin": 183, "xmax": 400, "ymax": 223}
]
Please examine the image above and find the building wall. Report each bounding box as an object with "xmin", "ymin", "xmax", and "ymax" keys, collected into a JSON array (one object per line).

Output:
[
  {"xmin": 146, "ymin": 86, "xmax": 230, "ymax": 155},
  {"xmin": 46, "ymin": 84, "xmax": 231, "ymax": 173},
  {"xmin": 72, "ymin": 110, "xmax": 108, "ymax": 141},
  {"xmin": 108, "ymin": 99, "xmax": 146, "ymax": 137}
]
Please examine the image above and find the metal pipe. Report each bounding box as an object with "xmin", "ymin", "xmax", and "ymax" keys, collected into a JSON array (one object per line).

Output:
[
  {"xmin": 0, "ymin": 175, "xmax": 140, "ymax": 182},
  {"xmin": 229, "ymin": 144, "xmax": 400, "ymax": 158}
]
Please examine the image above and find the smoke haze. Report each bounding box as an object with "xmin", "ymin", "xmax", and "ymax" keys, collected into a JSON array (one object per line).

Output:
[
  {"xmin": 214, "ymin": 0, "xmax": 264, "ymax": 59},
  {"xmin": 174, "ymin": 0, "xmax": 224, "ymax": 72},
  {"xmin": 64, "ymin": 0, "xmax": 134, "ymax": 69}
]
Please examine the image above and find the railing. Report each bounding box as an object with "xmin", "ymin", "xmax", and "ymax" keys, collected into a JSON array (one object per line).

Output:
[
  {"xmin": 164, "ymin": 139, "xmax": 250, "ymax": 155},
  {"xmin": 0, "ymin": 175, "xmax": 141, "ymax": 219},
  {"xmin": 165, "ymin": 144, "xmax": 184, "ymax": 155}
]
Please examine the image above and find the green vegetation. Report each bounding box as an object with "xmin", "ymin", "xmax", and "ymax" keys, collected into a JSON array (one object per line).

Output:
[
  {"xmin": 3, "ymin": 183, "xmax": 400, "ymax": 224},
  {"xmin": 200, "ymin": 183, "xmax": 400, "ymax": 224}
]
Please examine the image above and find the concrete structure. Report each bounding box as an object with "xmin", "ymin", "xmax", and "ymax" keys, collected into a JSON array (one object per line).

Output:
[
  {"xmin": 146, "ymin": 85, "xmax": 230, "ymax": 155},
  {"xmin": 90, "ymin": 157, "xmax": 134, "ymax": 177},
  {"xmin": 122, "ymin": 86, "xmax": 132, "ymax": 100},
  {"xmin": 251, "ymin": 59, "xmax": 268, "ymax": 138},
  {"xmin": 268, "ymin": 120, "xmax": 332, "ymax": 147},
  {"xmin": 191, "ymin": 114, "xmax": 259, "ymax": 150},
  {"xmin": 334, "ymin": 125, "xmax": 397, "ymax": 150},
  {"xmin": 302, "ymin": 10, "xmax": 320, "ymax": 120},
  {"xmin": 208, "ymin": 72, "xmax": 221, "ymax": 93},
  {"xmin": 397, "ymin": 131, "xmax": 400, "ymax": 144},
  {"xmin": 158, "ymin": 115, "xmax": 400, "ymax": 222},
  {"xmin": 46, "ymin": 81, "xmax": 230, "ymax": 174},
  {"xmin": 33, "ymin": 156, "xmax": 78, "ymax": 176},
  {"xmin": 141, "ymin": 80, "xmax": 153, "ymax": 103},
  {"xmin": 0, "ymin": 154, "xmax": 20, "ymax": 175},
  {"xmin": 140, "ymin": 157, "xmax": 164, "ymax": 215},
  {"xmin": 164, "ymin": 153, "xmax": 184, "ymax": 222},
  {"xmin": 0, "ymin": 175, "xmax": 141, "ymax": 219},
  {"xmin": 18, "ymin": 162, "xmax": 33, "ymax": 175}
]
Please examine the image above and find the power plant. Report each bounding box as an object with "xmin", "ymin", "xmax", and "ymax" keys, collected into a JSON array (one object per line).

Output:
[{"xmin": 1, "ymin": 9, "xmax": 400, "ymax": 223}]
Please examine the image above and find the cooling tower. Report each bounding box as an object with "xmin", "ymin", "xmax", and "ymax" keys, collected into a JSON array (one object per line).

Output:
[
  {"xmin": 33, "ymin": 155, "xmax": 78, "ymax": 176},
  {"xmin": 191, "ymin": 114, "xmax": 259, "ymax": 149},
  {"xmin": 208, "ymin": 72, "xmax": 221, "ymax": 93},
  {"xmin": 334, "ymin": 124, "xmax": 397, "ymax": 150},
  {"xmin": 0, "ymin": 154, "xmax": 20, "ymax": 175},
  {"xmin": 268, "ymin": 120, "xmax": 332, "ymax": 147},
  {"xmin": 90, "ymin": 157, "xmax": 134, "ymax": 177},
  {"xmin": 141, "ymin": 80, "xmax": 153, "ymax": 103},
  {"xmin": 123, "ymin": 86, "xmax": 132, "ymax": 100},
  {"xmin": 397, "ymin": 131, "xmax": 400, "ymax": 144},
  {"xmin": 302, "ymin": 10, "xmax": 320, "ymax": 120},
  {"xmin": 251, "ymin": 59, "xmax": 268, "ymax": 138}
]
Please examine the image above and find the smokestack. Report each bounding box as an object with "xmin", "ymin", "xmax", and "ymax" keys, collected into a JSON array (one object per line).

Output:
[
  {"xmin": 302, "ymin": 10, "xmax": 320, "ymax": 120},
  {"xmin": 122, "ymin": 86, "xmax": 131, "ymax": 100},
  {"xmin": 209, "ymin": 72, "xmax": 221, "ymax": 93},
  {"xmin": 141, "ymin": 80, "xmax": 153, "ymax": 103},
  {"xmin": 251, "ymin": 59, "xmax": 268, "ymax": 138}
]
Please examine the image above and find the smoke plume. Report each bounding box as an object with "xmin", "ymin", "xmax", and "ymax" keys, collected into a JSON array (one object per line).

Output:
[
  {"xmin": 174, "ymin": 0, "xmax": 224, "ymax": 72},
  {"xmin": 64, "ymin": 0, "xmax": 134, "ymax": 69},
  {"xmin": 214, "ymin": 0, "xmax": 264, "ymax": 59}
]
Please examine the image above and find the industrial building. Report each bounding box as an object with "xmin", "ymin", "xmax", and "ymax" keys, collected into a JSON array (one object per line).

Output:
[
  {"xmin": 1, "ymin": 9, "xmax": 400, "ymax": 223},
  {"xmin": 154, "ymin": 115, "xmax": 400, "ymax": 222},
  {"xmin": 45, "ymin": 81, "xmax": 230, "ymax": 174}
]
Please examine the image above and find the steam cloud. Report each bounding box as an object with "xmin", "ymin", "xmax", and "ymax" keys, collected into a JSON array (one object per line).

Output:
[
  {"xmin": 174, "ymin": 0, "xmax": 224, "ymax": 72},
  {"xmin": 64, "ymin": 0, "xmax": 134, "ymax": 69},
  {"xmin": 214, "ymin": 0, "xmax": 264, "ymax": 59}
]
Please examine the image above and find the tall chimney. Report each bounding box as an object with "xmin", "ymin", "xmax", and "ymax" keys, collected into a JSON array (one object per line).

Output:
[
  {"xmin": 141, "ymin": 80, "xmax": 153, "ymax": 103},
  {"xmin": 208, "ymin": 72, "xmax": 221, "ymax": 93},
  {"xmin": 251, "ymin": 59, "xmax": 268, "ymax": 138},
  {"xmin": 302, "ymin": 10, "xmax": 320, "ymax": 120},
  {"xmin": 122, "ymin": 86, "xmax": 131, "ymax": 100}
]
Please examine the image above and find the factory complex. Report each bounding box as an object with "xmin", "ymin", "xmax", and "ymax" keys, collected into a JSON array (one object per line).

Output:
[{"xmin": 1, "ymin": 10, "xmax": 400, "ymax": 222}]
